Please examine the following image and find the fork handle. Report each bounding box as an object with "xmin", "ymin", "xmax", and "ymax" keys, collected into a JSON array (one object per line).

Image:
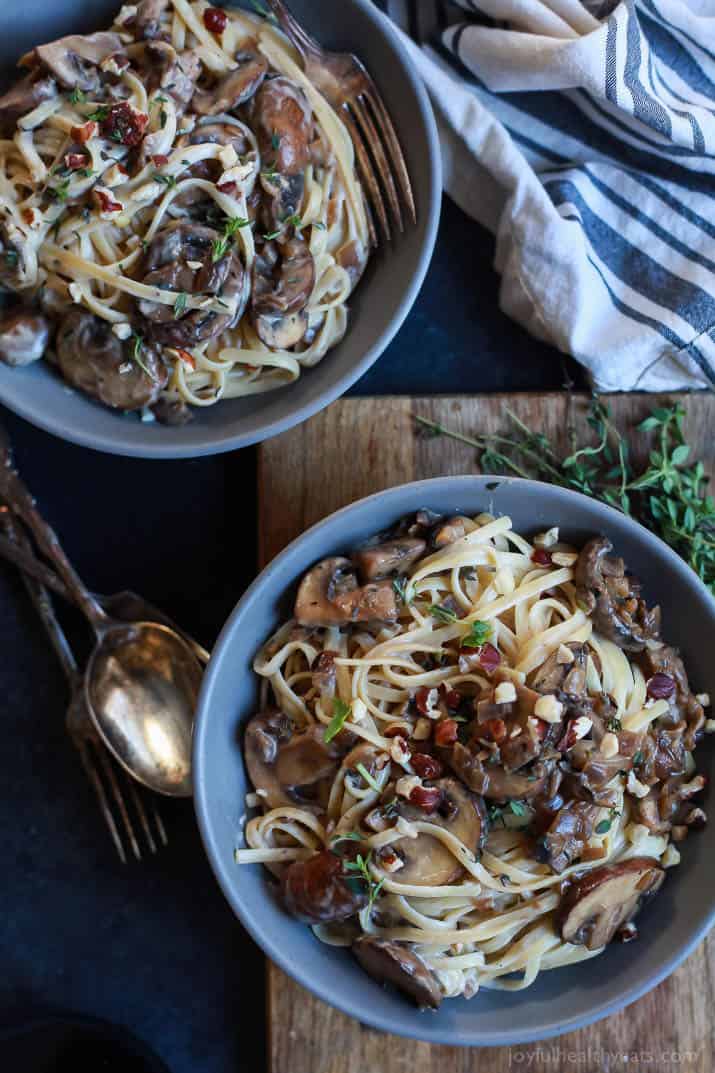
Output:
[{"xmin": 0, "ymin": 506, "xmax": 79, "ymax": 686}]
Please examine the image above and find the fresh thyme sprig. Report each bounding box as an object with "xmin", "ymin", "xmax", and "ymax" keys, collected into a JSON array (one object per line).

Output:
[
  {"xmin": 416, "ymin": 399, "xmax": 715, "ymax": 592},
  {"xmin": 343, "ymin": 851, "xmax": 385, "ymax": 911}
]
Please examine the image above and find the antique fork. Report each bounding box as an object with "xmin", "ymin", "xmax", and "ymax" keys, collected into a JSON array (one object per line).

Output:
[
  {"xmin": 1, "ymin": 507, "xmax": 168, "ymax": 863},
  {"xmin": 264, "ymin": 0, "xmax": 416, "ymax": 244}
]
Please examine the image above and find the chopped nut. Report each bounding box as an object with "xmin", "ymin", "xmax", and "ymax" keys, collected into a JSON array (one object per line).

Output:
[
  {"xmin": 379, "ymin": 852, "xmax": 404, "ymax": 873},
  {"xmin": 533, "ymin": 694, "xmax": 563, "ymax": 723},
  {"xmin": 534, "ymin": 527, "xmax": 559, "ymax": 549},
  {"xmin": 696, "ymin": 693, "xmax": 711, "ymax": 707},
  {"xmin": 22, "ymin": 206, "xmax": 43, "ymax": 230},
  {"xmin": 551, "ymin": 551, "xmax": 578, "ymax": 567},
  {"xmin": 556, "ymin": 644, "xmax": 575, "ymax": 665},
  {"xmin": 705, "ymin": 718, "xmax": 715, "ymax": 733},
  {"xmin": 600, "ymin": 731, "xmax": 620, "ymax": 759},
  {"xmin": 389, "ymin": 736, "xmax": 411, "ymax": 767},
  {"xmin": 570, "ymin": 715, "xmax": 592, "ymax": 741},
  {"xmin": 112, "ymin": 322, "xmax": 132, "ymax": 340},
  {"xmin": 412, "ymin": 717, "xmax": 432, "ymax": 741},
  {"xmin": 626, "ymin": 770, "xmax": 650, "ymax": 799},
  {"xmin": 186, "ymin": 260, "xmax": 204, "ymax": 271},
  {"xmin": 102, "ymin": 163, "xmax": 128, "ymax": 189},
  {"xmin": 662, "ymin": 843, "xmax": 681, "ymax": 868},
  {"xmin": 494, "ymin": 681, "xmax": 517, "ymax": 705}
]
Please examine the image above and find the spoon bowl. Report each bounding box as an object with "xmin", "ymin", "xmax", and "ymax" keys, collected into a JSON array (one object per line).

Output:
[{"xmin": 87, "ymin": 622, "xmax": 201, "ymax": 798}]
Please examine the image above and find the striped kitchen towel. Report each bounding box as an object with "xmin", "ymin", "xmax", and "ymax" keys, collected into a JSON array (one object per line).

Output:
[{"xmin": 381, "ymin": 0, "xmax": 715, "ymax": 392}]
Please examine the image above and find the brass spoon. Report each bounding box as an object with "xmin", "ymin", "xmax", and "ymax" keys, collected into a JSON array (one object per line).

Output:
[{"xmin": 0, "ymin": 436, "xmax": 201, "ymax": 797}]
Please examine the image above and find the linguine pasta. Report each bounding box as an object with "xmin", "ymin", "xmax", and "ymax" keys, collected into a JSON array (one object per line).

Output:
[
  {"xmin": 0, "ymin": 1, "xmax": 369, "ymax": 421},
  {"xmin": 237, "ymin": 509, "xmax": 711, "ymax": 1006}
]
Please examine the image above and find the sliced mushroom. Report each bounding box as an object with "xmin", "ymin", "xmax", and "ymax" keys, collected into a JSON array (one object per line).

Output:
[
  {"xmin": 252, "ymin": 237, "xmax": 315, "ymax": 350},
  {"xmin": 336, "ymin": 238, "xmax": 368, "ymax": 290},
  {"xmin": 250, "ymin": 76, "xmax": 313, "ymax": 175},
  {"xmin": 535, "ymin": 800, "xmax": 600, "ymax": 874},
  {"xmin": 389, "ymin": 777, "xmax": 487, "ymax": 886},
  {"xmin": 528, "ymin": 643, "xmax": 587, "ymax": 697},
  {"xmin": 353, "ymin": 938, "xmax": 442, "ymax": 1009},
  {"xmin": 259, "ymin": 171, "xmax": 305, "ymax": 233},
  {"xmin": 192, "ymin": 46, "xmax": 268, "ymax": 115},
  {"xmin": 0, "ymin": 74, "xmax": 57, "ymax": 131},
  {"xmin": 0, "ymin": 310, "xmax": 49, "ymax": 367},
  {"xmin": 144, "ymin": 42, "xmax": 200, "ymax": 113},
  {"xmin": 637, "ymin": 644, "xmax": 705, "ymax": 751},
  {"xmin": 0, "ymin": 224, "xmax": 33, "ymax": 292},
  {"xmin": 557, "ymin": 857, "xmax": 665, "ymax": 950},
  {"xmin": 445, "ymin": 743, "xmax": 552, "ymax": 801},
  {"xmin": 432, "ymin": 515, "xmax": 471, "ymax": 549},
  {"xmin": 56, "ymin": 309, "xmax": 166, "ymax": 410},
  {"xmin": 574, "ymin": 537, "xmax": 661, "ymax": 652},
  {"xmin": 281, "ymin": 849, "xmax": 367, "ymax": 924},
  {"xmin": 34, "ymin": 32, "xmax": 123, "ymax": 92},
  {"xmin": 351, "ymin": 536, "xmax": 426, "ymax": 582},
  {"xmin": 255, "ymin": 310, "xmax": 309, "ymax": 350},
  {"xmin": 137, "ymin": 221, "xmax": 248, "ymax": 347},
  {"xmin": 474, "ymin": 683, "xmax": 543, "ymax": 771},
  {"xmin": 295, "ymin": 556, "xmax": 398, "ymax": 628},
  {"xmin": 133, "ymin": 0, "xmax": 169, "ymax": 40},
  {"xmin": 151, "ymin": 396, "xmax": 193, "ymax": 426},
  {"xmin": 244, "ymin": 709, "xmax": 347, "ymax": 812}
]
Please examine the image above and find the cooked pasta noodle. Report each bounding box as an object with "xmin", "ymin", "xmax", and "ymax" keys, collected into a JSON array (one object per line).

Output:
[
  {"xmin": 237, "ymin": 509, "xmax": 711, "ymax": 1006},
  {"xmin": 0, "ymin": 1, "xmax": 369, "ymax": 421}
]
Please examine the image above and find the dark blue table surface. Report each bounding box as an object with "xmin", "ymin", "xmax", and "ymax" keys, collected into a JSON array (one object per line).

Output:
[{"xmin": 0, "ymin": 198, "xmax": 584, "ymax": 1073}]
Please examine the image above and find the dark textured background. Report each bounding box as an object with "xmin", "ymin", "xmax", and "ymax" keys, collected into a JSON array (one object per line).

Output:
[{"xmin": 0, "ymin": 199, "xmax": 584, "ymax": 1072}]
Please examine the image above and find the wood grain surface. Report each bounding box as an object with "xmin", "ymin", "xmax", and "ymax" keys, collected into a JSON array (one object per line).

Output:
[{"xmin": 258, "ymin": 393, "xmax": 715, "ymax": 1073}]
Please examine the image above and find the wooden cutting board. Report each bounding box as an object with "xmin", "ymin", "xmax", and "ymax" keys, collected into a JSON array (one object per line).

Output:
[{"xmin": 258, "ymin": 393, "xmax": 715, "ymax": 1073}]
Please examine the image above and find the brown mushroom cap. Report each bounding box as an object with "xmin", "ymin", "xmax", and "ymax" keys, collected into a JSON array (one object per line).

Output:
[
  {"xmin": 294, "ymin": 556, "xmax": 398, "ymax": 628},
  {"xmin": 34, "ymin": 32, "xmax": 123, "ymax": 91},
  {"xmin": 556, "ymin": 856, "xmax": 665, "ymax": 950},
  {"xmin": 575, "ymin": 537, "xmax": 660, "ymax": 652},
  {"xmin": 528, "ymin": 643, "xmax": 588, "ymax": 696},
  {"xmin": 192, "ymin": 46, "xmax": 268, "ymax": 115},
  {"xmin": 244, "ymin": 709, "xmax": 346, "ymax": 812},
  {"xmin": 0, "ymin": 309, "xmax": 49, "ymax": 367},
  {"xmin": 0, "ymin": 74, "xmax": 57, "ymax": 132},
  {"xmin": 56, "ymin": 309, "xmax": 166, "ymax": 410},
  {"xmin": 251, "ymin": 76, "xmax": 313, "ymax": 175},
  {"xmin": 445, "ymin": 742, "xmax": 551, "ymax": 800},
  {"xmin": 351, "ymin": 536, "xmax": 426, "ymax": 582},
  {"xmin": 353, "ymin": 937, "xmax": 442, "ymax": 1009},
  {"xmin": 281, "ymin": 849, "xmax": 367, "ymax": 924},
  {"xmin": 134, "ymin": 0, "xmax": 169, "ymax": 41},
  {"xmin": 390, "ymin": 777, "xmax": 487, "ymax": 886}
]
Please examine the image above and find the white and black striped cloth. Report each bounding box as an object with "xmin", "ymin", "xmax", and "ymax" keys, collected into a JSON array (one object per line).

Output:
[{"xmin": 380, "ymin": 0, "xmax": 715, "ymax": 391}]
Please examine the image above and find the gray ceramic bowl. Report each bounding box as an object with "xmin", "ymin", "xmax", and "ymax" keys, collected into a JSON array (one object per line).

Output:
[
  {"xmin": 194, "ymin": 476, "xmax": 715, "ymax": 1045},
  {"xmin": 0, "ymin": 1, "xmax": 440, "ymax": 458}
]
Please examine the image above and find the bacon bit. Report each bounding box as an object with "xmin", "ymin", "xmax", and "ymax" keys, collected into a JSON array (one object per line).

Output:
[
  {"xmin": 477, "ymin": 642, "xmax": 501, "ymax": 674},
  {"xmin": 94, "ymin": 188, "xmax": 122, "ymax": 213},
  {"xmin": 415, "ymin": 686, "xmax": 438, "ymax": 716},
  {"xmin": 152, "ymin": 154, "xmax": 169, "ymax": 167},
  {"xmin": 408, "ymin": 785, "xmax": 443, "ymax": 813},
  {"xmin": 484, "ymin": 718, "xmax": 507, "ymax": 744},
  {"xmin": 176, "ymin": 348, "xmax": 196, "ymax": 369},
  {"xmin": 434, "ymin": 719, "xmax": 458, "ymax": 747},
  {"xmin": 217, "ymin": 180, "xmax": 237, "ymax": 194},
  {"xmin": 531, "ymin": 547, "xmax": 552, "ymax": 566},
  {"xmin": 71, "ymin": 120, "xmax": 97, "ymax": 144},
  {"xmin": 100, "ymin": 102, "xmax": 148, "ymax": 147},
  {"xmin": 203, "ymin": 6, "xmax": 228, "ymax": 32},
  {"xmin": 410, "ymin": 753, "xmax": 443, "ymax": 780},
  {"xmin": 646, "ymin": 673, "xmax": 676, "ymax": 700},
  {"xmin": 443, "ymin": 688, "xmax": 462, "ymax": 710},
  {"xmin": 64, "ymin": 152, "xmax": 89, "ymax": 170}
]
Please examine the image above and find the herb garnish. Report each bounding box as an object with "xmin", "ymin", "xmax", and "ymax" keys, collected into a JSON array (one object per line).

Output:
[
  {"xmin": 47, "ymin": 178, "xmax": 71, "ymax": 202},
  {"xmin": 271, "ymin": 131, "xmax": 281, "ymax": 151},
  {"xmin": 211, "ymin": 216, "xmax": 250, "ymax": 262},
  {"xmin": 392, "ymin": 577, "xmax": 412, "ymax": 605},
  {"xmin": 595, "ymin": 807, "xmax": 621, "ymax": 836},
  {"xmin": 87, "ymin": 105, "xmax": 110, "ymax": 122},
  {"xmin": 173, "ymin": 291, "xmax": 188, "ymax": 318},
  {"xmin": 355, "ymin": 762, "xmax": 380, "ymax": 793},
  {"xmin": 606, "ymin": 716, "xmax": 623, "ymax": 732},
  {"xmin": 429, "ymin": 604, "xmax": 459, "ymax": 624},
  {"xmin": 324, "ymin": 697, "xmax": 351, "ymax": 743},
  {"xmin": 343, "ymin": 852, "xmax": 385, "ymax": 911},
  {"xmin": 250, "ymin": 0, "xmax": 278, "ymax": 21},
  {"xmin": 416, "ymin": 399, "xmax": 715, "ymax": 593},
  {"xmin": 4, "ymin": 249, "xmax": 18, "ymax": 268},
  {"xmin": 152, "ymin": 171, "xmax": 178, "ymax": 189},
  {"xmin": 131, "ymin": 334, "xmax": 157, "ymax": 381},
  {"xmin": 330, "ymin": 831, "xmax": 363, "ymax": 847},
  {"xmin": 69, "ymin": 87, "xmax": 86, "ymax": 105},
  {"xmin": 262, "ymin": 228, "xmax": 282, "ymax": 241},
  {"xmin": 461, "ymin": 620, "xmax": 492, "ymax": 648}
]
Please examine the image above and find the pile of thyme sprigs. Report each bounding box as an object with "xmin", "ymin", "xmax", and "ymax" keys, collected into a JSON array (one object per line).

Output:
[{"xmin": 416, "ymin": 398, "xmax": 715, "ymax": 593}]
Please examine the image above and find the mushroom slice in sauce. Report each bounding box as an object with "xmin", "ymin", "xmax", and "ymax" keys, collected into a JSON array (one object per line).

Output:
[
  {"xmin": 143, "ymin": 42, "xmax": 201, "ymax": 113},
  {"xmin": 192, "ymin": 46, "xmax": 268, "ymax": 115},
  {"xmin": 446, "ymin": 744, "xmax": 552, "ymax": 801},
  {"xmin": 281, "ymin": 849, "xmax": 368, "ymax": 924},
  {"xmin": 133, "ymin": 0, "xmax": 170, "ymax": 40},
  {"xmin": 250, "ymin": 76, "xmax": 313, "ymax": 175},
  {"xmin": 528, "ymin": 643, "xmax": 587, "ymax": 697},
  {"xmin": 0, "ymin": 310, "xmax": 50, "ymax": 366},
  {"xmin": 389, "ymin": 778, "xmax": 487, "ymax": 886},
  {"xmin": 557, "ymin": 857, "xmax": 664, "ymax": 950},
  {"xmin": 137, "ymin": 221, "xmax": 248, "ymax": 347},
  {"xmin": 574, "ymin": 537, "xmax": 661, "ymax": 652},
  {"xmin": 432, "ymin": 515, "xmax": 472, "ymax": 549},
  {"xmin": 56, "ymin": 309, "xmax": 166, "ymax": 410},
  {"xmin": 0, "ymin": 74, "xmax": 56, "ymax": 131},
  {"xmin": 244, "ymin": 709, "xmax": 347, "ymax": 812},
  {"xmin": 353, "ymin": 938, "xmax": 442, "ymax": 1009},
  {"xmin": 294, "ymin": 556, "xmax": 398, "ymax": 628},
  {"xmin": 252, "ymin": 237, "xmax": 315, "ymax": 350},
  {"xmin": 351, "ymin": 536, "xmax": 426, "ymax": 582},
  {"xmin": 535, "ymin": 800, "xmax": 600, "ymax": 874},
  {"xmin": 33, "ymin": 32, "xmax": 123, "ymax": 92}
]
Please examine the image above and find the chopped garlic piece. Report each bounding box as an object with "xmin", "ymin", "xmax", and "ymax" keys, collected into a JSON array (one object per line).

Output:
[
  {"xmin": 68, "ymin": 282, "xmax": 84, "ymax": 304},
  {"xmin": 494, "ymin": 681, "xmax": 517, "ymax": 705},
  {"xmin": 600, "ymin": 731, "xmax": 619, "ymax": 759},
  {"xmin": 534, "ymin": 694, "xmax": 563, "ymax": 723}
]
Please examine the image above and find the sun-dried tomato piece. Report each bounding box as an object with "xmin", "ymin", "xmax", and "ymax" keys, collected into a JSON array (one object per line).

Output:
[
  {"xmin": 203, "ymin": 6, "xmax": 228, "ymax": 32},
  {"xmin": 100, "ymin": 102, "xmax": 148, "ymax": 147},
  {"xmin": 531, "ymin": 547, "xmax": 552, "ymax": 566},
  {"xmin": 434, "ymin": 719, "xmax": 458, "ymax": 747}
]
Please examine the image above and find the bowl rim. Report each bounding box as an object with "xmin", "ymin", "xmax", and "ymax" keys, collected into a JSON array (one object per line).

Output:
[
  {"xmin": 0, "ymin": 0, "xmax": 441, "ymax": 459},
  {"xmin": 194, "ymin": 474, "xmax": 715, "ymax": 1044}
]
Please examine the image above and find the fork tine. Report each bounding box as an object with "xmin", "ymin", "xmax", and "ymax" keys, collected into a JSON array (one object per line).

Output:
[
  {"xmin": 125, "ymin": 773, "xmax": 158, "ymax": 855},
  {"xmin": 94, "ymin": 743, "xmax": 142, "ymax": 861},
  {"xmin": 364, "ymin": 194, "xmax": 378, "ymax": 250},
  {"xmin": 151, "ymin": 799, "xmax": 169, "ymax": 847},
  {"xmin": 75, "ymin": 739, "xmax": 127, "ymax": 864},
  {"xmin": 265, "ymin": 0, "xmax": 321, "ymax": 59},
  {"xmin": 342, "ymin": 106, "xmax": 391, "ymax": 242},
  {"xmin": 351, "ymin": 96, "xmax": 404, "ymax": 233},
  {"xmin": 364, "ymin": 83, "xmax": 417, "ymax": 225}
]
